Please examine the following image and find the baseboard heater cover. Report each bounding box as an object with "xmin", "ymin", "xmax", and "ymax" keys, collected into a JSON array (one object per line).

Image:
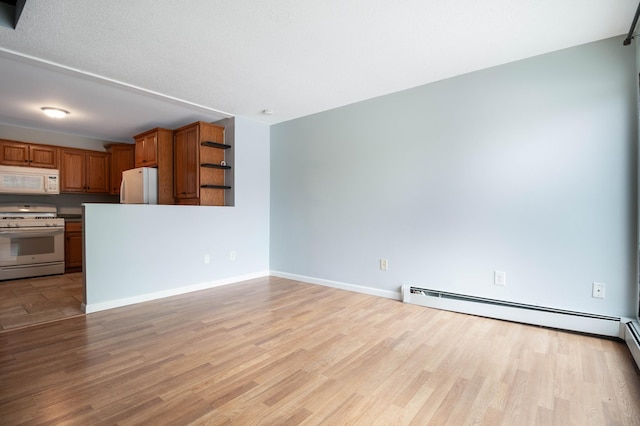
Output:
[
  {"xmin": 623, "ymin": 320, "xmax": 640, "ymax": 369},
  {"xmin": 402, "ymin": 285, "xmax": 621, "ymax": 338}
]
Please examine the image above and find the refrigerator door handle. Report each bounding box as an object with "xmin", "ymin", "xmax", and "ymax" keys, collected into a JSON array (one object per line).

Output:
[{"xmin": 120, "ymin": 173, "xmax": 127, "ymax": 203}]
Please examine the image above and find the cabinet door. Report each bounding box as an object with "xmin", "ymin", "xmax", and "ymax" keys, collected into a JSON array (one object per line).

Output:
[
  {"xmin": 135, "ymin": 133, "xmax": 158, "ymax": 167},
  {"xmin": 28, "ymin": 145, "xmax": 58, "ymax": 168},
  {"xmin": 143, "ymin": 134, "xmax": 158, "ymax": 166},
  {"xmin": 60, "ymin": 149, "xmax": 85, "ymax": 193},
  {"xmin": 65, "ymin": 223, "xmax": 83, "ymax": 272},
  {"xmin": 0, "ymin": 141, "xmax": 29, "ymax": 166},
  {"xmin": 174, "ymin": 126, "xmax": 199, "ymax": 199},
  {"xmin": 85, "ymin": 151, "xmax": 110, "ymax": 193},
  {"xmin": 134, "ymin": 137, "xmax": 146, "ymax": 168},
  {"xmin": 108, "ymin": 145, "xmax": 134, "ymax": 194}
]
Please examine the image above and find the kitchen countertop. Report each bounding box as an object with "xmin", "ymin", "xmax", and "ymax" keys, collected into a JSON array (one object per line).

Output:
[{"xmin": 58, "ymin": 214, "xmax": 82, "ymax": 222}]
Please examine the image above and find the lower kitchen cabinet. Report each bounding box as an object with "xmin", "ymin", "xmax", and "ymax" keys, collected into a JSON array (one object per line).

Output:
[{"xmin": 64, "ymin": 221, "xmax": 82, "ymax": 272}]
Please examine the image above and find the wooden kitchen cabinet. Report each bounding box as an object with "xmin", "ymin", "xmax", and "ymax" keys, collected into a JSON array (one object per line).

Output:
[
  {"xmin": 134, "ymin": 128, "xmax": 172, "ymax": 168},
  {"xmin": 105, "ymin": 143, "xmax": 135, "ymax": 195},
  {"xmin": 173, "ymin": 124, "xmax": 199, "ymax": 200},
  {"xmin": 133, "ymin": 127, "xmax": 174, "ymax": 204},
  {"xmin": 173, "ymin": 121, "xmax": 229, "ymax": 206},
  {"xmin": 65, "ymin": 221, "xmax": 83, "ymax": 272},
  {"xmin": 134, "ymin": 132, "xmax": 157, "ymax": 167},
  {"xmin": 60, "ymin": 148, "xmax": 110, "ymax": 193},
  {"xmin": 0, "ymin": 139, "xmax": 58, "ymax": 168}
]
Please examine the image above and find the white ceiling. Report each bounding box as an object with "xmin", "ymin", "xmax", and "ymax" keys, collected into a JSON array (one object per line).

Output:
[{"xmin": 0, "ymin": 0, "xmax": 637, "ymax": 143}]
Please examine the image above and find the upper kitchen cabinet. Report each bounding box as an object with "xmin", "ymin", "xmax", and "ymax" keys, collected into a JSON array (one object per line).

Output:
[
  {"xmin": 0, "ymin": 139, "xmax": 58, "ymax": 169},
  {"xmin": 134, "ymin": 128, "xmax": 171, "ymax": 168},
  {"xmin": 60, "ymin": 148, "xmax": 110, "ymax": 193},
  {"xmin": 173, "ymin": 121, "xmax": 230, "ymax": 206},
  {"xmin": 133, "ymin": 127, "xmax": 174, "ymax": 204},
  {"xmin": 105, "ymin": 143, "xmax": 135, "ymax": 195}
]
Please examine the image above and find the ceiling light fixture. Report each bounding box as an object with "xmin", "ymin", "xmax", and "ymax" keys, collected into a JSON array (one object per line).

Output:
[
  {"xmin": 262, "ymin": 109, "xmax": 273, "ymax": 115},
  {"xmin": 41, "ymin": 107, "xmax": 70, "ymax": 119}
]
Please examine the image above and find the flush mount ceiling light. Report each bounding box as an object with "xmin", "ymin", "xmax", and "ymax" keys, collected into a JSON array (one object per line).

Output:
[{"xmin": 41, "ymin": 107, "xmax": 70, "ymax": 119}]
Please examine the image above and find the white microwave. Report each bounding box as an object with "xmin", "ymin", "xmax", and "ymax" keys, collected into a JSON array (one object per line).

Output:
[{"xmin": 0, "ymin": 165, "xmax": 60, "ymax": 195}]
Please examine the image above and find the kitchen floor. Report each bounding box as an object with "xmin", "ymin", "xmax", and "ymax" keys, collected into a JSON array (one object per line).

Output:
[{"xmin": 0, "ymin": 273, "xmax": 83, "ymax": 332}]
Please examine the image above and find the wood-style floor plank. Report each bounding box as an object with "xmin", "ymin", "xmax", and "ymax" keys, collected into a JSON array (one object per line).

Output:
[
  {"xmin": 1, "ymin": 276, "xmax": 639, "ymax": 425},
  {"xmin": 0, "ymin": 273, "xmax": 83, "ymax": 331}
]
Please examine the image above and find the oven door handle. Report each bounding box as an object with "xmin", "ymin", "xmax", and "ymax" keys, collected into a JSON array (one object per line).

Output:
[{"xmin": 0, "ymin": 227, "xmax": 64, "ymax": 236}]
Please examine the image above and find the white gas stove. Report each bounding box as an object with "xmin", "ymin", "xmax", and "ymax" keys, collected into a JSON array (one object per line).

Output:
[{"xmin": 0, "ymin": 203, "xmax": 65, "ymax": 280}]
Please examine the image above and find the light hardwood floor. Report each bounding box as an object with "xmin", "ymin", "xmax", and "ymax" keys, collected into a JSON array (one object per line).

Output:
[
  {"xmin": 1, "ymin": 276, "xmax": 639, "ymax": 425},
  {"xmin": 0, "ymin": 273, "xmax": 83, "ymax": 331}
]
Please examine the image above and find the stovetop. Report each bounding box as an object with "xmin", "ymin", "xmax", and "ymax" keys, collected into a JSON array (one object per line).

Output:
[
  {"xmin": 0, "ymin": 203, "xmax": 63, "ymax": 228},
  {"xmin": 0, "ymin": 218, "xmax": 65, "ymax": 228}
]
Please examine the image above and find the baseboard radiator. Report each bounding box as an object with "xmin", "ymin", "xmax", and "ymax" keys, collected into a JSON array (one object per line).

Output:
[
  {"xmin": 622, "ymin": 320, "xmax": 640, "ymax": 368},
  {"xmin": 401, "ymin": 285, "xmax": 621, "ymax": 338}
]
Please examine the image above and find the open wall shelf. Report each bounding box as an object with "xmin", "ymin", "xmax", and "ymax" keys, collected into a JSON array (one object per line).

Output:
[
  {"xmin": 201, "ymin": 163, "xmax": 231, "ymax": 170},
  {"xmin": 201, "ymin": 141, "xmax": 231, "ymax": 149},
  {"xmin": 201, "ymin": 184, "xmax": 232, "ymax": 189}
]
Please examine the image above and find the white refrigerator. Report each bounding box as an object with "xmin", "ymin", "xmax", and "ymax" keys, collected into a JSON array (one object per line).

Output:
[{"xmin": 120, "ymin": 167, "xmax": 158, "ymax": 204}]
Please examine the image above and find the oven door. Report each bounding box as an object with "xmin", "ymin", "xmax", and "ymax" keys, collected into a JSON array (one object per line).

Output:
[{"xmin": 0, "ymin": 227, "xmax": 65, "ymax": 267}]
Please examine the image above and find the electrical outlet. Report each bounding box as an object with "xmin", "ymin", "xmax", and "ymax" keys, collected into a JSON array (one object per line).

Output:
[
  {"xmin": 230, "ymin": 250, "xmax": 236, "ymax": 261},
  {"xmin": 592, "ymin": 282, "xmax": 606, "ymax": 299},
  {"xmin": 494, "ymin": 270, "xmax": 506, "ymax": 286},
  {"xmin": 204, "ymin": 254, "xmax": 210, "ymax": 264},
  {"xmin": 380, "ymin": 258, "xmax": 389, "ymax": 271}
]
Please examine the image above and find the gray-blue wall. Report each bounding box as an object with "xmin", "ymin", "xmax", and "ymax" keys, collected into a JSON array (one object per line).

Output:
[{"xmin": 270, "ymin": 36, "xmax": 638, "ymax": 318}]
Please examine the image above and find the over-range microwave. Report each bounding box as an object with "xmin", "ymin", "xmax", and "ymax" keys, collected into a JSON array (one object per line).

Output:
[{"xmin": 0, "ymin": 165, "xmax": 60, "ymax": 195}]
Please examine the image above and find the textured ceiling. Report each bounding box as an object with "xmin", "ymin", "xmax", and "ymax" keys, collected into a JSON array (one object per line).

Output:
[{"xmin": 0, "ymin": 0, "xmax": 637, "ymax": 142}]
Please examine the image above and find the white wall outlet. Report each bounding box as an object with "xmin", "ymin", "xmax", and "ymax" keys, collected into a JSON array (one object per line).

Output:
[
  {"xmin": 494, "ymin": 270, "xmax": 506, "ymax": 286},
  {"xmin": 380, "ymin": 258, "xmax": 389, "ymax": 271},
  {"xmin": 230, "ymin": 250, "xmax": 236, "ymax": 261},
  {"xmin": 592, "ymin": 282, "xmax": 606, "ymax": 299},
  {"xmin": 204, "ymin": 254, "xmax": 210, "ymax": 264}
]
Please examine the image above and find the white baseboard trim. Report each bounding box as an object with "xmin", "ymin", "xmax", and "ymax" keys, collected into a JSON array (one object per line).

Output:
[
  {"xmin": 270, "ymin": 270, "xmax": 401, "ymax": 300},
  {"xmin": 83, "ymin": 270, "xmax": 270, "ymax": 314}
]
